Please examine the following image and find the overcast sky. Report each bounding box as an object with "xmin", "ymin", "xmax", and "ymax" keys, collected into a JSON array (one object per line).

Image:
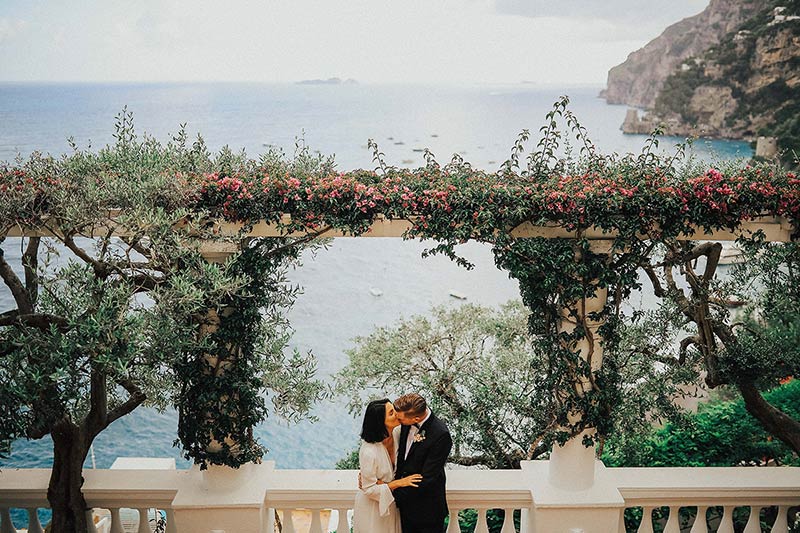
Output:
[{"xmin": 0, "ymin": 0, "xmax": 709, "ymax": 85}]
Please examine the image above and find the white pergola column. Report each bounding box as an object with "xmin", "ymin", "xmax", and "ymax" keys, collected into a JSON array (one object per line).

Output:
[
  {"xmin": 169, "ymin": 244, "xmax": 273, "ymax": 533},
  {"xmin": 549, "ymin": 280, "xmax": 608, "ymax": 491},
  {"xmin": 524, "ymin": 240, "xmax": 625, "ymax": 533}
]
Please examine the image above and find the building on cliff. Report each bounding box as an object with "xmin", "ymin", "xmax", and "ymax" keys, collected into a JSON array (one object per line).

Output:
[{"xmin": 605, "ymin": 0, "xmax": 799, "ymax": 161}]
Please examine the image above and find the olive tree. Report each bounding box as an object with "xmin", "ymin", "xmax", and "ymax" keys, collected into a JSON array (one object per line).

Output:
[
  {"xmin": 335, "ymin": 301, "xmax": 698, "ymax": 468},
  {"xmin": 0, "ymin": 113, "xmax": 326, "ymax": 532},
  {"xmin": 638, "ymin": 237, "xmax": 800, "ymax": 453}
]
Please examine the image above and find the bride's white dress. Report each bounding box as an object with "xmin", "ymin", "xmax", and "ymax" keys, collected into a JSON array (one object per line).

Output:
[{"xmin": 353, "ymin": 425, "xmax": 402, "ymax": 533}]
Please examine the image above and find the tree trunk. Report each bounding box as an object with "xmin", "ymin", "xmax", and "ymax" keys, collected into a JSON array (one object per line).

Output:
[
  {"xmin": 47, "ymin": 421, "xmax": 90, "ymax": 533},
  {"xmin": 738, "ymin": 380, "xmax": 800, "ymax": 454}
]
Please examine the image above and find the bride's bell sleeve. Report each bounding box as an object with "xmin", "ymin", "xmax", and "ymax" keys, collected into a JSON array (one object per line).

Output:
[{"xmin": 358, "ymin": 445, "xmax": 395, "ymax": 516}]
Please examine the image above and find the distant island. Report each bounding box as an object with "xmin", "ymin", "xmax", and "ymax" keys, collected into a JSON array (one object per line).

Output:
[
  {"xmin": 603, "ymin": 0, "xmax": 799, "ymax": 160},
  {"xmin": 295, "ymin": 77, "xmax": 358, "ymax": 85}
]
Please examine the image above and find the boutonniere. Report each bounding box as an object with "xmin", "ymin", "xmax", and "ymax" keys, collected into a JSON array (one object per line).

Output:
[{"xmin": 413, "ymin": 429, "xmax": 426, "ymax": 443}]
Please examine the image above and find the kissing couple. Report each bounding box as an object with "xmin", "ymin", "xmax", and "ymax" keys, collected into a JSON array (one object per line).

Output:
[{"xmin": 353, "ymin": 393, "xmax": 453, "ymax": 533}]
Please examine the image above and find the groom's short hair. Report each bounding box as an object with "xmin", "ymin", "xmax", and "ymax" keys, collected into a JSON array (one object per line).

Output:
[{"xmin": 394, "ymin": 393, "xmax": 427, "ymax": 416}]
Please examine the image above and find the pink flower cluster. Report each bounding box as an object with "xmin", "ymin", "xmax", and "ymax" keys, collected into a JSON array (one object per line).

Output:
[{"xmin": 187, "ymin": 166, "xmax": 799, "ymax": 235}]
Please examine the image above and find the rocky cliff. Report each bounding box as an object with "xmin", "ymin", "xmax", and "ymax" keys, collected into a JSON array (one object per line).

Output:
[
  {"xmin": 603, "ymin": 0, "xmax": 763, "ymax": 108},
  {"xmin": 612, "ymin": 1, "xmax": 800, "ymax": 160}
]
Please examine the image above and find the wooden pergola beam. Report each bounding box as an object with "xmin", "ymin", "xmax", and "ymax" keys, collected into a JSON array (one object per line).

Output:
[{"xmin": 5, "ymin": 215, "xmax": 795, "ymax": 242}]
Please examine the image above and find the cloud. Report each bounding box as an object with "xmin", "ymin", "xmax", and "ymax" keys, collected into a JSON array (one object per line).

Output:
[
  {"xmin": 0, "ymin": 18, "xmax": 26, "ymax": 44},
  {"xmin": 493, "ymin": 0, "xmax": 709, "ymax": 40},
  {"xmin": 0, "ymin": 0, "xmax": 699, "ymax": 84}
]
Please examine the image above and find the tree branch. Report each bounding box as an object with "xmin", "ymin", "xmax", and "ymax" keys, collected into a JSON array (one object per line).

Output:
[
  {"xmin": 22, "ymin": 237, "xmax": 40, "ymax": 309},
  {"xmin": 448, "ymin": 455, "xmax": 492, "ymax": 467},
  {"xmin": 86, "ymin": 365, "xmax": 108, "ymax": 436},
  {"xmin": 0, "ymin": 246, "xmax": 33, "ymax": 313},
  {"xmin": 678, "ymin": 335, "xmax": 702, "ymax": 365},
  {"xmin": 738, "ymin": 380, "xmax": 800, "ymax": 453},
  {"xmin": 121, "ymin": 235, "xmax": 153, "ymax": 261},
  {"xmin": 0, "ymin": 312, "xmax": 69, "ymax": 330},
  {"xmin": 106, "ymin": 378, "xmax": 146, "ymax": 425},
  {"xmin": 263, "ymin": 226, "xmax": 332, "ymax": 259},
  {"xmin": 62, "ymin": 233, "xmax": 108, "ymax": 278},
  {"xmin": 642, "ymin": 263, "xmax": 666, "ymax": 298}
]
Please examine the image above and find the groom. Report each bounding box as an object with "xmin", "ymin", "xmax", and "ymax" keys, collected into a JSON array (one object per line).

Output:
[{"xmin": 393, "ymin": 393, "xmax": 452, "ymax": 533}]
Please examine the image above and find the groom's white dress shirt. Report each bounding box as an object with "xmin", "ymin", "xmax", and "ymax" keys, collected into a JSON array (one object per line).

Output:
[{"xmin": 404, "ymin": 408, "xmax": 431, "ymax": 459}]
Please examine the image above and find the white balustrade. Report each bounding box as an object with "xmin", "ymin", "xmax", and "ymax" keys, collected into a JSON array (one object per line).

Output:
[
  {"xmin": 500, "ymin": 508, "xmax": 516, "ymax": 533},
  {"xmin": 616, "ymin": 467, "xmax": 800, "ymax": 533},
  {"xmin": 637, "ymin": 507, "xmax": 655, "ymax": 533},
  {"xmin": 26, "ymin": 509, "xmax": 43, "ymax": 533},
  {"xmin": 447, "ymin": 508, "xmax": 462, "ymax": 533},
  {"xmin": 1, "ymin": 507, "xmax": 17, "ymax": 533},
  {"xmin": 0, "ymin": 462, "xmax": 798, "ymax": 533},
  {"xmin": 0, "ymin": 467, "xmax": 179, "ymax": 533},
  {"xmin": 620, "ymin": 504, "xmax": 800, "ymax": 533},
  {"xmin": 662, "ymin": 505, "xmax": 680, "ymax": 533},
  {"xmin": 743, "ymin": 506, "xmax": 761, "ymax": 533},
  {"xmin": 772, "ymin": 505, "xmax": 790, "ymax": 532},
  {"xmin": 690, "ymin": 506, "xmax": 709, "ymax": 533},
  {"xmin": 265, "ymin": 468, "xmax": 529, "ymax": 533}
]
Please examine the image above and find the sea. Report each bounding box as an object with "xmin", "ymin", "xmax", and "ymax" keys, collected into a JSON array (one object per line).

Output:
[{"xmin": 0, "ymin": 82, "xmax": 752, "ymax": 476}]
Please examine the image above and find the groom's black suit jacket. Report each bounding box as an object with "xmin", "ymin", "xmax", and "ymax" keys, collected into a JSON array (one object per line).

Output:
[{"xmin": 394, "ymin": 411, "xmax": 452, "ymax": 532}]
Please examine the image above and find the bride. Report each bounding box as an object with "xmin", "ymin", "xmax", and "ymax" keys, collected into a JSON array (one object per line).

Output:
[{"xmin": 353, "ymin": 398, "xmax": 422, "ymax": 533}]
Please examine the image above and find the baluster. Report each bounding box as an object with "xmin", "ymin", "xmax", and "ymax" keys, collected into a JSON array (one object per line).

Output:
[
  {"xmin": 26, "ymin": 509, "xmax": 44, "ymax": 533},
  {"xmin": 164, "ymin": 509, "xmax": 177, "ymax": 533},
  {"xmin": 743, "ymin": 506, "xmax": 762, "ymax": 533},
  {"xmin": 446, "ymin": 508, "xmax": 461, "ymax": 533},
  {"xmin": 689, "ymin": 506, "xmax": 708, "ymax": 533},
  {"xmin": 109, "ymin": 508, "xmax": 124, "ymax": 533},
  {"xmin": 500, "ymin": 508, "xmax": 516, "ymax": 533},
  {"xmin": 86, "ymin": 509, "xmax": 98, "ymax": 533},
  {"xmin": 281, "ymin": 509, "xmax": 297, "ymax": 533},
  {"xmin": 717, "ymin": 506, "xmax": 735, "ymax": 533},
  {"xmin": 0, "ymin": 508, "xmax": 17, "ymax": 533},
  {"xmin": 770, "ymin": 505, "xmax": 789, "ymax": 533},
  {"xmin": 335, "ymin": 508, "xmax": 350, "ymax": 533},
  {"xmin": 309, "ymin": 509, "xmax": 323, "ymax": 533},
  {"xmin": 663, "ymin": 506, "xmax": 681, "ymax": 533},
  {"xmin": 637, "ymin": 507, "xmax": 654, "ymax": 533},
  {"xmin": 475, "ymin": 508, "xmax": 490, "ymax": 533},
  {"xmin": 136, "ymin": 508, "xmax": 150, "ymax": 533}
]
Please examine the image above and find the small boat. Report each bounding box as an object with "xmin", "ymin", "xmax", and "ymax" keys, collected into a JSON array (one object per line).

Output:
[
  {"xmin": 369, "ymin": 288, "xmax": 384, "ymax": 297},
  {"xmin": 449, "ymin": 290, "xmax": 467, "ymax": 300}
]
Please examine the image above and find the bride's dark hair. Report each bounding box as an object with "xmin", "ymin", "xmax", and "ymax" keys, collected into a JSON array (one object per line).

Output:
[{"xmin": 361, "ymin": 398, "xmax": 391, "ymax": 443}]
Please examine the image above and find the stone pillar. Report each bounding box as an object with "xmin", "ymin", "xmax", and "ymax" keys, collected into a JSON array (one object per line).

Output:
[
  {"xmin": 170, "ymin": 241, "xmax": 273, "ymax": 533},
  {"xmin": 171, "ymin": 462, "xmax": 275, "ymax": 533},
  {"xmin": 524, "ymin": 240, "xmax": 625, "ymax": 533},
  {"xmin": 197, "ymin": 242, "xmax": 243, "ymax": 456},
  {"xmin": 549, "ymin": 282, "xmax": 608, "ymax": 490}
]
